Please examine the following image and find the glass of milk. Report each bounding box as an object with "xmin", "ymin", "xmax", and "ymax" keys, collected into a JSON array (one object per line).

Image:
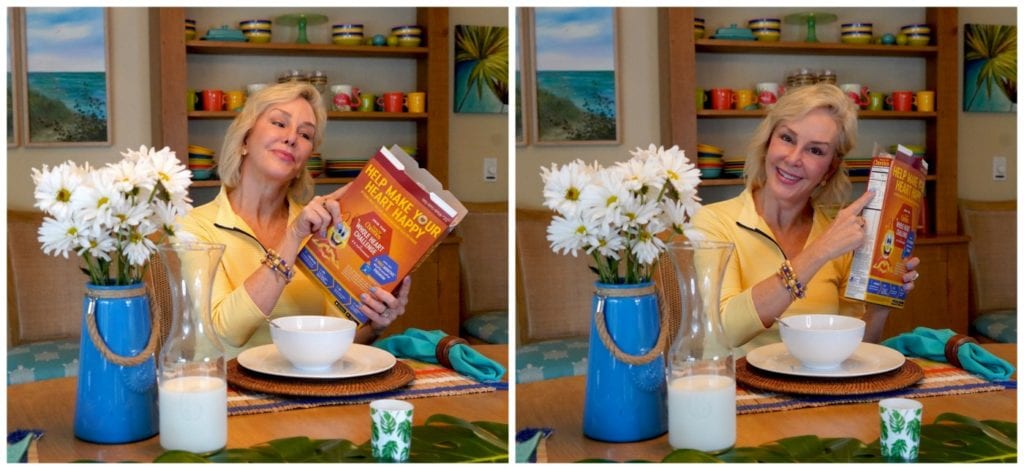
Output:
[
  {"xmin": 157, "ymin": 243, "xmax": 228, "ymax": 455},
  {"xmin": 665, "ymin": 241, "xmax": 736, "ymax": 454}
]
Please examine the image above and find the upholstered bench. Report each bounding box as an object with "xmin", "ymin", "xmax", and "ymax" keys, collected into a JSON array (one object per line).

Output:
[
  {"xmin": 960, "ymin": 200, "xmax": 1017, "ymax": 344},
  {"xmin": 7, "ymin": 339, "xmax": 80, "ymax": 385},
  {"xmin": 457, "ymin": 202, "xmax": 509, "ymax": 345}
]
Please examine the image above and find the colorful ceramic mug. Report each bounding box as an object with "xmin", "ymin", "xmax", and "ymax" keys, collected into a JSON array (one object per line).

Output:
[
  {"xmin": 755, "ymin": 82, "xmax": 781, "ymax": 109},
  {"xmin": 201, "ymin": 89, "xmax": 225, "ymax": 112},
  {"xmin": 915, "ymin": 90, "xmax": 935, "ymax": 112},
  {"xmin": 225, "ymin": 90, "xmax": 245, "ymax": 112},
  {"xmin": 378, "ymin": 92, "xmax": 406, "ymax": 113},
  {"xmin": 734, "ymin": 89, "xmax": 757, "ymax": 110},
  {"xmin": 358, "ymin": 93, "xmax": 376, "ymax": 112},
  {"xmin": 407, "ymin": 92, "xmax": 426, "ymax": 113},
  {"xmin": 887, "ymin": 90, "xmax": 914, "ymax": 112},
  {"xmin": 709, "ymin": 88, "xmax": 735, "ymax": 110}
]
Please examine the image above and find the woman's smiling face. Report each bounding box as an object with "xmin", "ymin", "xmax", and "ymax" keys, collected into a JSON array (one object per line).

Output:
[
  {"xmin": 763, "ymin": 107, "xmax": 839, "ymax": 205},
  {"xmin": 241, "ymin": 97, "xmax": 317, "ymax": 184}
]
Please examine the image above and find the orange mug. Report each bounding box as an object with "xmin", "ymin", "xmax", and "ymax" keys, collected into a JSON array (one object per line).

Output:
[
  {"xmin": 377, "ymin": 92, "xmax": 406, "ymax": 113},
  {"xmin": 201, "ymin": 89, "xmax": 225, "ymax": 111},
  {"xmin": 407, "ymin": 92, "xmax": 426, "ymax": 113},
  {"xmin": 225, "ymin": 90, "xmax": 245, "ymax": 112},
  {"xmin": 887, "ymin": 90, "xmax": 914, "ymax": 112},
  {"xmin": 709, "ymin": 88, "xmax": 735, "ymax": 110},
  {"xmin": 915, "ymin": 90, "xmax": 935, "ymax": 112}
]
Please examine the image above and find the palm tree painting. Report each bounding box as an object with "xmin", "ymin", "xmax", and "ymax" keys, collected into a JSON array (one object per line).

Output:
[
  {"xmin": 963, "ymin": 23, "xmax": 1016, "ymax": 112},
  {"xmin": 454, "ymin": 25, "xmax": 508, "ymax": 114}
]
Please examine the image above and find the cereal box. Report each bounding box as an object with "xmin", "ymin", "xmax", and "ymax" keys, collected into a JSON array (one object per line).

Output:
[
  {"xmin": 844, "ymin": 145, "xmax": 927, "ymax": 308},
  {"xmin": 296, "ymin": 145, "xmax": 467, "ymax": 324}
]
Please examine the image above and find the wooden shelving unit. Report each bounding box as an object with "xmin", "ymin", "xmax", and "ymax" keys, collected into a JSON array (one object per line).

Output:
[
  {"xmin": 147, "ymin": 7, "xmax": 459, "ymax": 338},
  {"xmin": 658, "ymin": 7, "xmax": 967, "ymax": 338}
]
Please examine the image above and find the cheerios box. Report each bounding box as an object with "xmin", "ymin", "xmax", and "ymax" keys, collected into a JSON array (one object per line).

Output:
[
  {"xmin": 296, "ymin": 145, "xmax": 467, "ymax": 324},
  {"xmin": 844, "ymin": 144, "xmax": 927, "ymax": 308}
]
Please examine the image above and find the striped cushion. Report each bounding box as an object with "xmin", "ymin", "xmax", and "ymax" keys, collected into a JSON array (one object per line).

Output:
[
  {"xmin": 462, "ymin": 311, "xmax": 508, "ymax": 344},
  {"xmin": 516, "ymin": 337, "xmax": 589, "ymax": 383},
  {"xmin": 8, "ymin": 339, "xmax": 80, "ymax": 385},
  {"xmin": 973, "ymin": 311, "xmax": 1017, "ymax": 343}
]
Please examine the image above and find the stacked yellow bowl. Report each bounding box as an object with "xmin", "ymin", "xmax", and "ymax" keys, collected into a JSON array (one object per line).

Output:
[
  {"xmin": 694, "ymin": 17, "xmax": 706, "ymax": 39},
  {"xmin": 901, "ymin": 24, "xmax": 930, "ymax": 46},
  {"xmin": 333, "ymin": 24, "xmax": 364, "ymax": 46},
  {"xmin": 239, "ymin": 19, "xmax": 272, "ymax": 43},
  {"xmin": 840, "ymin": 22, "xmax": 872, "ymax": 45},
  {"xmin": 391, "ymin": 24, "xmax": 422, "ymax": 47}
]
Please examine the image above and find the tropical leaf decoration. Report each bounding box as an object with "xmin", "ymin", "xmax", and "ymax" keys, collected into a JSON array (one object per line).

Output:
[
  {"xmin": 581, "ymin": 414, "xmax": 1015, "ymax": 463},
  {"xmin": 381, "ymin": 441, "xmax": 399, "ymax": 460},
  {"xmin": 889, "ymin": 410, "xmax": 907, "ymax": 434},
  {"xmin": 135, "ymin": 415, "xmax": 508, "ymax": 463},
  {"xmin": 381, "ymin": 412, "xmax": 397, "ymax": 434},
  {"xmin": 964, "ymin": 23, "xmax": 1017, "ymax": 110},
  {"xmin": 454, "ymin": 25, "xmax": 509, "ymax": 112}
]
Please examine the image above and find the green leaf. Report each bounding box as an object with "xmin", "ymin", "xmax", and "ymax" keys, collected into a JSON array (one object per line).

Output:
[
  {"xmin": 890, "ymin": 438, "xmax": 908, "ymax": 458},
  {"xmin": 587, "ymin": 414, "xmax": 1016, "ymax": 464},
  {"xmin": 382, "ymin": 441, "xmax": 399, "ymax": 461},
  {"xmin": 381, "ymin": 412, "xmax": 397, "ymax": 434},
  {"xmin": 889, "ymin": 411, "xmax": 906, "ymax": 434}
]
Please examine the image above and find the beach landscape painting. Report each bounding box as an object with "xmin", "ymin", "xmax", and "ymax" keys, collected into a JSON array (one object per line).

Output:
[
  {"xmin": 531, "ymin": 7, "xmax": 619, "ymax": 144},
  {"xmin": 22, "ymin": 7, "xmax": 110, "ymax": 146}
]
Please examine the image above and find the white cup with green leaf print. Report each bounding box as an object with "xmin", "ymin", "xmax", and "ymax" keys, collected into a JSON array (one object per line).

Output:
[
  {"xmin": 879, "ymin": 398, "xmax": 923, "ymax": 461},
  {"xmin": 370, "ymin": 399, "xmax": 414, "ymax": 462}
]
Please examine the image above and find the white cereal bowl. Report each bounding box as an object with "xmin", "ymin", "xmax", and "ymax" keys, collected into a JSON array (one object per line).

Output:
[
  {"xmin": 779, "ymin": 314, "xmax": 865, "ymax": 370},
  {"xmin": 270, "ymin": 315, "xmax": 357, "ymax": 371}
]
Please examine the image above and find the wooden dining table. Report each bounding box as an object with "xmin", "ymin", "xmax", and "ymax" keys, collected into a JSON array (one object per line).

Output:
[
  {"xmin": 517, "ymin": 343, "xmax": 1016, "ymax": 462},
  {"xmin": 7, "ymin": 344, "xmax": 508, "ymax": 463}
]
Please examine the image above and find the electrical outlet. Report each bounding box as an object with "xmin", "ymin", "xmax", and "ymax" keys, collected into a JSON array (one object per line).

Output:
[
  {"xmin": 483, "ymin": 158, "xmax": 498, "ymax": 182},
  {"xmin": 993, "ymin": 156, "xmax": 1007, "ymax": 181}
]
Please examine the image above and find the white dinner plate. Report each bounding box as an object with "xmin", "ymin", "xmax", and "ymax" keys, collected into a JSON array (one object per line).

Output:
[
  {"xmin": 237, "ymin": 343, "xmax": 396, "ymax": 379},
  {"xmin": 746, "ymin": 342, "xmax": 906, "ymax": 378}
]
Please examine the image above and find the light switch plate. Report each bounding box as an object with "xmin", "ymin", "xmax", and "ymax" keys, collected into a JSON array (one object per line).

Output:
[
  {"xmin": 993, "ymin": 156, "xmax": 1007, "ymax": 181},
  {"xmin": 483, "ymin": 158, "xmax": 498, "ymax": 182}
]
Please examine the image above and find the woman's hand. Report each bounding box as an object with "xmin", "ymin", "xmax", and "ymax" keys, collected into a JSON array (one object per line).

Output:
[
  {"xmin": 814, "ymin": 190, "xmax": 874, "ymax": 259},
  {"xmin": 359, "ymin": 276, "xmax": 413, "ymax": 332},
  {"xmin": 288, "ymin": 185, "xmax": 350, "ymax": 241},
  {"xmin": 900, "ymin": 256, "xmax": 921, "ymax": 293}
]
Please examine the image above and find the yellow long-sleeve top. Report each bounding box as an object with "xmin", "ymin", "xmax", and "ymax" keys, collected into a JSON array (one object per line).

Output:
[
  {"xmin": 178, "ymin": 187, "xmax": 333, "ymax": 358},
  {"xmin": 690, "ymin": 188, "xmax": 864, "ymax": 354}
]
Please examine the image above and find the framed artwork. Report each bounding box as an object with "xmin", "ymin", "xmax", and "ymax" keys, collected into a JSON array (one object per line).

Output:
[
  {"xmin": 515, "ymin": 10, "xmax": 531, "ymax": 145},
  {"xmin": 8, "ymin": 12, "xmax": 22, "ymax": 147},
  {"xmin": 529, "ymin": 7, "xmax": 620, "ymax": 145},
  {"xmin": 453, "ymin": 24, "xmax": 509, "ymax": 114},
  {"xmin": 21, "ymin": 7, "xmax": 111, "ymax": 146},
  {"xmin": 963, "ymin": 23, "xmax": 1017, "ymax": 113}
]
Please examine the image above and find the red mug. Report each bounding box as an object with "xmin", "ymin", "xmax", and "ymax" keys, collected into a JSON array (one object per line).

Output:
[
  {"xmin": 709, "ymin": 88, "xmax": 735, "ymax": 110},
  {"xmin": 887, "ymin": 91, "xmax": 914, "ymax": 112},
  {"xmin": 202, "ymin": 89, "xmax": 225, "ymax": 111},
  {"xmin": 377, "ymin": 92, "xmax": 406, "ymax": 113}
]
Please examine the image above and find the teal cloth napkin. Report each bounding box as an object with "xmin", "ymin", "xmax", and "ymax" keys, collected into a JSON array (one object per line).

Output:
[
  {"xmin": 374, "ymin": 328, "xmax": 506, "ymax": 382},
  {"xmin": 882, "ymin": 327, "xmax": 1015, "ymax": 381}
]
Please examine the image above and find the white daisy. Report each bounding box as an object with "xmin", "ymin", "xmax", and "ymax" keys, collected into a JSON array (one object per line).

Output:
[
  {"xmin": 631, "ymin": 225, "xmax": 666, "ymax": 266},
  {"xmin": 546, "ymin": 213, "xmax": 595, "ymax": 257},
  {"xmin": 615, "ymin": 155, "xmax": 658, "ymax": 194},
  {"xmin": 152, "ymin": 199, "xmax": 183, "ymax": 237},
  {"xmin": 587, "ymin": 224, "xmax": 626, "ymax": 260},
  {"xmin": 619, "ymin": 195, "xmax": 661, "ymax": 230},
  {"xmin": 37, "ymin": 215, "xmax": 89, "ymax": 259},
  {"xmin": 31, "ymin": 161, "xmax": 85, "ymax": 219},
  {"xmin": 123, "ymin": 223, "xmax": 158, "ymax": 267},
  {"xmin": 71, "ymin": 168, "xmax": 121, "ymax": 233},
  {"xmin": 135, "ymin": 146, "xmax": 191, "ymax": 196},
  {"xmin": 541, "ymin": 159, "xmax": 593, "ymax": 216},
  {"xmin": 579, "ymin": 167, "xmax": 629, "ymax": 228},
  {"xmin": 650, "ymin": 145, "xmax": 702, "ymax": 197}
]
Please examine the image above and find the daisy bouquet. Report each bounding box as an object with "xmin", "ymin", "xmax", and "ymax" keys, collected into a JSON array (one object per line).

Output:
[
  {"xmin": 541, "ymin": 144, "xmax": 702, "ymax": 285},
  {"xmin": 31, "ymin": 146, "xmax": 193, "ymax": 286}
]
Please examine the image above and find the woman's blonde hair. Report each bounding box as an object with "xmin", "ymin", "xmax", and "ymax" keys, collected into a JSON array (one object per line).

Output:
[
  {"xmin": 217, "ymin": 82, "xmax": 326, "ymax": 204},
  {"xmin": 743, "ymin": 83, "xmax": 858, "ymax": 210}
]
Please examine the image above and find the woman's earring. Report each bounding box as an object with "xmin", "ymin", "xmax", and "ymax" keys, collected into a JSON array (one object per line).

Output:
[{"xmin": 241, "ymin": 148, "xmax": 247, "ymax": 156}]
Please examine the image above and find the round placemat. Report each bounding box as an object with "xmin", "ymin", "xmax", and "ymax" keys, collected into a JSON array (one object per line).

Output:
[
  {"xmin": 736, "ymin": 357, "xmax": 924, "ymax": 396},
  {"xmin": 227, "ymin": 358, "xmax": 414, "ymax": 397}
]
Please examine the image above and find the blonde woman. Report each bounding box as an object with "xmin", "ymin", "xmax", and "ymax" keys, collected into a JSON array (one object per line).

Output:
[
  {"xmin": 179, "ymin": 82, "xmax": 411, "ymax": 358},
  {"xmin": 691, "ymin": 84, "xmax": 920, "ymax": 352}
]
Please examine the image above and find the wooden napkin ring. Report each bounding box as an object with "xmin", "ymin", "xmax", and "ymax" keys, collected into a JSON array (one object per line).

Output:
[
  {"xmin": 944, "ymin": 334, "xmax": 978, "ymax": 369},
  {"xmin": 435, "ymin": 335, "xmax": 468, "ymax": 370}
]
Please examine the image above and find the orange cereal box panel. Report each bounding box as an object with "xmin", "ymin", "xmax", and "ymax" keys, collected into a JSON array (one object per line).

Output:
[
  {"xmin": 844, "ymin": 144, "xmax": 927, "ymax": 308},
  {"xmin": 296, "ymin": 145, "xmax": 467, "ymax": 324}
]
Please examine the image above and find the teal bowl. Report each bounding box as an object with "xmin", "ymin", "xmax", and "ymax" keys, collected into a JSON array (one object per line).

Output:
[
  {"xmin": 700, "ymin": 167, "xmax": 723, "ymax": 179},
  {"xmin": 191, "ymin": 168, "xmax": 215, "ymax": 180}
]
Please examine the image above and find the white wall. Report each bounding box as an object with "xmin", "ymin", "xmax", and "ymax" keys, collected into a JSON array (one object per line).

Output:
[
  {"xmin": 956, "ymin": 7, "xmax": 1017, "ymax": 201},
  {"xmin": 516, "ymin": 8, "xmax": 662, "ymax": 209},
  {"xmin": 7, "ymin": 8, "xmax": 152, "ymax": 211}
]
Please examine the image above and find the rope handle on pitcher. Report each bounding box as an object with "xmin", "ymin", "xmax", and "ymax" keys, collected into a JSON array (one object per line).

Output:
[
  {"xmin": 592, "ymin": 286, "xmax": 669, "ymax": 366},
  {"xmin": 84, "ymin": 283, "xmax": 161, "ymax": 367}
]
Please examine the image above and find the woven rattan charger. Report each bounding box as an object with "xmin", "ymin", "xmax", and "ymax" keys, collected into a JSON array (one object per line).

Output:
[
  {"xmin": 737, "ymin": 357, "xmax": 924, "ymax": 396},
  {"xmin": 227, "ymin": 358, "xmax": 415, "ymax": 397}
]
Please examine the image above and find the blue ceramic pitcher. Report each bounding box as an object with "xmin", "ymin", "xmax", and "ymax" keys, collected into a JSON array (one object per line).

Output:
[
  {"xmin": 583, "ymin": 281, "xmax": 667, "ymax": 442},
  {"xmin": 75, "ymin": 283, "xmax": 159, "ymax": 444}
]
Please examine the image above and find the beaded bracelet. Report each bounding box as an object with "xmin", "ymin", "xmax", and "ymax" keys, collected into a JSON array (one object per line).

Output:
[
  {"xmin": 260, "ymin": 249, "xmax": 295, "ymax": 283},
  {"xmin": 777, "ymin": 260, "xmax": 806, "ymax": 300}
]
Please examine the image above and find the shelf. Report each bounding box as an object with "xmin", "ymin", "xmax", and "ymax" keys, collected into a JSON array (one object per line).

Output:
[
  {"xmin": 695, "ymin": 39, "xmax": 937, "ymax": 57},
  {"xmin": 698, "ymin": 174, "xmax": 939, "ymax": 187},
  {"xmin": 186, "ymin": 40, "xmax": 428, "ymax": 57},
  {"xmin": 697, "ymin": 110, "xmax": 936, "ymax": 120},
  {"xmin": 189, "ymin": 111, "xmax": 428, "ymax": 121},
  {"xmin": 190, "ymin": 176, "xmax": 355, "ymax": 188}
]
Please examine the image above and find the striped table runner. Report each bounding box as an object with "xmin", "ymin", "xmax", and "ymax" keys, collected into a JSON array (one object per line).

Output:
[
  {"xmin": 737, "ymin": 357, "xmax": 1016, "ymax": 415},
  {"xmin": 228, "ymin": 359, "xmax": 508, "ymax": 416}
]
